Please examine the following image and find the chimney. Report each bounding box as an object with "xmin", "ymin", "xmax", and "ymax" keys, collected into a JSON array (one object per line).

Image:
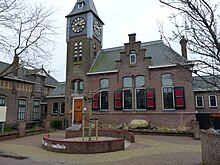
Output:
[
  {"xmin": 12, "ymin": 55, "xmax": 19, "ymax": 77},
  {"xmin": 180, "ymin": 36, "xmax": 188, "ymax": 59},
  {"xmin": 129, "ymin": 33, "xmax": 136, "ymax": 45}
]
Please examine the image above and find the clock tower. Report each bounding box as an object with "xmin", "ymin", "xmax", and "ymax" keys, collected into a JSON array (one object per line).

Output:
[{"xmin": 65, "ymin": 0, "xmax": 104, "ymax": 124}]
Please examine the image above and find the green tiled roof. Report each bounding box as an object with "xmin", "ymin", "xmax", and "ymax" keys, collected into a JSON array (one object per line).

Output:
[
  {"xmin": 47, "ymin": 82, "xmax": 66, "ymax": 97},
  {"xmin": 89, "ymin": 40, "xmax": 184, "ymax": 73}
]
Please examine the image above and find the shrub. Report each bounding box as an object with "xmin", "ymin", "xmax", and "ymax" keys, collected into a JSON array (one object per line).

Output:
[{"xmin": 50, "ymin": 120, "xmax": 62, "ymax": 129}]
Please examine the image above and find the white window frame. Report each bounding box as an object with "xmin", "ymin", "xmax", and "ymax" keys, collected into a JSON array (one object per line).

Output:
[
  {"xmin": 52, "ymin": 102, "xmax": 59, "ymax": 115},
  {"xmin": 162, "ymin": 87, "xmax": 175, "ymax": 111},
  {"xmin": 18, "ymin": 98, "xmax": 27, "ymax": 120},
  {"xmin": 195, "ymin": 96, "xmax": 204, "ymax": 108},
  {"xmin": 209, "ymin": 95, "xmax": 218, "ymax": 108},
  {"xmin": 130, "ymin": 53, "xmax": 136, "ymax": 65},
  {"xmin": 123, "ymin": 89, "xmax": 133, "ymax": 112},
  {"xmin": 78, "ymin": 3, "xmax": 84, "ymax": 8},
  {"xmin": 99, "ymin": 89, "xmax": 109, "ymax": 112},
  {"xmin": 0, "ymin": 96, "xmax": 7, "ymax": 106},
  {"xmin": 33, "ymin": 99, "xmax": 41, "ymax": 120},
  {"xmin": 60, "ymin": 102, "xmax": 65, "ymax": 115},
  {"xmin": 135, "ymin": 87, "xmax": 146, "ymax": 111}
]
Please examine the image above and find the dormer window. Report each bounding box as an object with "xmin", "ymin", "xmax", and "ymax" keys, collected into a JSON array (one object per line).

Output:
[
  {"xmin": 77, "ymin": 2, "xmax": 84, "ymax": 8},
  {"xmin": 130, "ymin": 49, "xmax": 136, "ymax": 65}
]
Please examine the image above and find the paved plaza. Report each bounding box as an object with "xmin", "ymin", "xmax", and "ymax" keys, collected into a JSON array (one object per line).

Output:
[{"xmin": 0, "ymin": 131, "xmax": 202, "ymax": 165}]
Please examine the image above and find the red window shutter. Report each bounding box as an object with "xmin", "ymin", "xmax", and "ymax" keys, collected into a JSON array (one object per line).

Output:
[
  {"xmin": 92, "ymin": 93, "xmax": 99, "ymax": 110},
  {"xmin": 114, "ymin": 90, "xmax": 122, "ymax": 110},
  {"xmin": 146, "ymin": 88, "xmax": 156, "ymax": 110},
  {"xmin": 174, "ymin": 87, "xmax": 185, "ymax": 109}
]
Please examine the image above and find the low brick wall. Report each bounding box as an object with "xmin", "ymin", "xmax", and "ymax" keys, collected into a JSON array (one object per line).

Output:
[
  {"xmin": 0, "ymin": 131, "xmax": 19, "ymax": 141},
  {"xmin": 65, "ymin": 129, "xmax": 135, "ymax": 143},
  {"xmin": 25, "ymin": 128, "xmax": 46, "ymax": 136},
  {"xmin": 42, "ymin": 129, "xmax": 135, "ymax": 154},
  {"xmin": 201, "ymin": 130, "xmax": 220, "ymax": 165},
  {"xmin": 42, "ymin": 134, "xmax": 125, "ymax": 154}
]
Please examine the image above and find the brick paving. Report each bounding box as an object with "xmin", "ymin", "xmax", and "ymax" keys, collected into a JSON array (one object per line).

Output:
[{"xmin": 0, "ymin": 131, "xmax": 202, "ymax": 165}]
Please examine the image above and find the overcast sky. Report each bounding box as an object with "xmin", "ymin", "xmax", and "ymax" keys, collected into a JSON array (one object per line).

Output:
[{"xmin": 3, "ymin": 0, "xmax": 177, "ymax": 82}]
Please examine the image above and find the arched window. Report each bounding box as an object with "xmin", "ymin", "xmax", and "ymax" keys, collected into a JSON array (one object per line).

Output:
[
  {"xmin": 129, "ymin": 49, "xmax": 136, "ymax": 65},
  {"xmin": 74, "ymin": 42, "xmax": 78, "ymax": 62},
  {"xmin": 72, "ymin": 80, "xmax": 84, "ymax": 93},
  {"xmin": 162, "ymin": 73, "xmax": 173, "ymax": 86},
  {"xmin": 73, "ymin": 41, "xmax": 83, "ymax": 62},
  {"xmin": 79, "ymin": 41, "xmax": 83, "ymax": 61}
]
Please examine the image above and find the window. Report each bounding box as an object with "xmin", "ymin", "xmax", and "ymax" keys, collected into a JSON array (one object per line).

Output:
[
  {"xmin": 94, "ymin": 44, "xmax": 97, "ymax": 57},
  {"xmin": 92, "ymin": 79, "xmax": 109, "ymax": 111},
  {"xmin": 52, "ymin": 102, "xmax": 59, "ymax": 114},
  {"xmin": 196, "ymin": 96, "xmax": 204, "ymax": 108},
  {"xmin": 77, "ymin": 2, "xmax": 84, "ymax": 8},
  {"xmin": 73, "ymin": 80, "xmax": 84, "ymax": 93},
  {"xmin": 209, "ymin": 95, "xmax": 218, "ymax": 108},
  {"xmin": 100, "ymin": 91, "xmax": 108, "ymax": 110},
  {"xmin": 135, "ymin": 76, "xmax": 145, "ymax": 110},
  {"xmin": 79, "ymin": 41, "xmax": 83, "ymax": 61},
  {"xmin": 100, "ymin": 79, "xmax": 109, "ymax": 111},
  {"xmin": 129, "ymin": 49, "xmax": 136, "ymax": 65},
  {"xmin": 43, "ymin": 105, "xmax": 48, "ymax": 114},
  {"xmin": 162, "ymin": 74, "xmax": 173, "ymax": 86},
  {"xmin": 161, "ymin": 74, "xmax": 185, "ymax": 110},
  {"xmin": 162, "ymin": 74, "xmax": 173, "ymax": 110},
  {"xmin": 100, "ymin": 79, "xmax": 109, "ymax": 89},
  {"xmin": 33, "ymin": 100, "xmax": 40, "ymax": 120},
  {"xmin": 60, "ymin": 102, "xmax": 65, "ymax": 115},
  {"xmin": 0, "ymin": 97, "xmax": 6, "ymax": 106},
  {"xmin": 163, "ymin": 87, "xmax": 174, "ymax": 110},
  {"xmin": 73, "ymin": 41, "xmax": 83, "ymax": 62},
  {"xmin": 74, "ymin": 42, "xmax": 78, "ymax": 62},
  {"xmin": 123, "ymin": 77, "xmax": 132, "ymax": 110},
  {"xmin": 18, "ymin": 99, "xmax": 26, "ymax": 120}
]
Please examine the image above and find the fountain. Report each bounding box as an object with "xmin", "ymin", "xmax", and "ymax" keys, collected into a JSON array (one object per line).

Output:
[{"xmin": 42, "ymin": 92, "xmax": 135, "ymax": 154}]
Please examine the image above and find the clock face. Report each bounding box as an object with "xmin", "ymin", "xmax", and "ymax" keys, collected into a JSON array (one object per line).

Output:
[
  {"xmin": 72, "ymin": 17, "xmax": 86, "ymax": 33},
  {"xmin": 93, "ymin": 20, "xmax": 102, "ymax": 37}
]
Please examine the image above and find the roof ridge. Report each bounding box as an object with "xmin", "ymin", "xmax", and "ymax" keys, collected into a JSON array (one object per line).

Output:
[{"xmin": 102, "ymin": 40, "xmax": 164, "ymax": 52}]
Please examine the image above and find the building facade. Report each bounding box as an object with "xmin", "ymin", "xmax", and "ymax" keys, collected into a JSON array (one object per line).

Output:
[
  {"xmin": 0, "ymin": 61, "xmax": 58, "ymax": 126},
  {"xmin": 64, "ymin": 0, "xmax": 196, "ymax": 128}
]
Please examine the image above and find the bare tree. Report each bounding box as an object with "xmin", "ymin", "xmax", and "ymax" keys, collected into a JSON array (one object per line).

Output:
[
  {"xmin": 0, "ymin": 0, "xmax": 56, "ymax": 77},
  {"xmin": 158, "ymin": 0, "xmax": 220, "ymax": 89}
]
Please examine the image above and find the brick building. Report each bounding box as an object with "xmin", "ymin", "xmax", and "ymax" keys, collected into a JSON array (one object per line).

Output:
[
  {"xmin": 0, "ymin": 60, "xmax": 58, "ymax": 126},
  {"xmin": 64, "ymin": 0, "xmax": 196, "ymax": 128},
  {"xmin": 193, "ymin": 76, "xmax": 220, "ymax": 129}
]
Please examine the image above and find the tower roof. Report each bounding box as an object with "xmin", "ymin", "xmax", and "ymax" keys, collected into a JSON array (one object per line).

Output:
[{"xmin": 66, "ymin": 0, "xmax": 99, "ymax": 18}]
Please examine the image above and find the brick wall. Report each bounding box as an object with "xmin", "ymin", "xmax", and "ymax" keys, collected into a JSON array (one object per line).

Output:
[
  {"xmin": 94, "ymin": 112, "xmax": 195, "ymax": 128},
  {"xmin": 201, "ymin": 130, "xmax": 220, "ymax": 164},
  {"xmin": 42, "ymin": 133, "xmax": 125, "ymax": 154}
]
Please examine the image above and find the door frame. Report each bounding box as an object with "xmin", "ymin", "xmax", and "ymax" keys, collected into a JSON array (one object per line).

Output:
[{"xmin": 72, "ymin": 97, "xmax": 83, "ymax": 125}]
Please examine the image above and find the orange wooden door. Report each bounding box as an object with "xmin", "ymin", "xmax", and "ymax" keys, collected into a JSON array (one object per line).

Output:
[{"xmin": 74, "ymin": 99, "xmax": 83, "ymax": 123}]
